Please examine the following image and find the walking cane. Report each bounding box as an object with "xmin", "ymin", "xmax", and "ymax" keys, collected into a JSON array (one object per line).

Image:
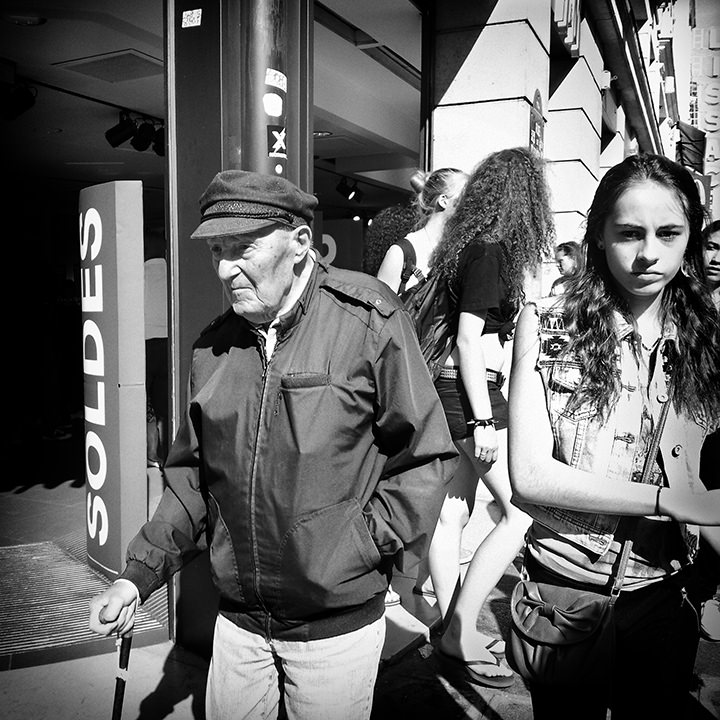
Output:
[{"xmin": 100, "ymin": 609, "xmax": 133, "ymax": 720}]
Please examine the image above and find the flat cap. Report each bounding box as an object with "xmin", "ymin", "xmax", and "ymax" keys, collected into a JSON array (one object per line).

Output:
[{"xmin": 190, "ymin": 170, "xmax": 317, "ymax": 239}]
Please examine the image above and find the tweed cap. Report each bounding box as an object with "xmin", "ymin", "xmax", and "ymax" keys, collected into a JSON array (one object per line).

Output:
[{"xmin": 190, "ymin": 170, "xmax": 317, "ymax": 239}]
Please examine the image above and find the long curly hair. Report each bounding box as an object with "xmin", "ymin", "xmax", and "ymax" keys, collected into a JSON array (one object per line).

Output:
[
  {"xmin": 562, "ymin": 153, "xmax": 720, "ymax": 422},
  {"xmin": 430, "ymin": 147, "xmax": 555, "ymax": 306},
  {"xmin": 361, "ymin": 202, "xmax": 417, "ymax": 276}
]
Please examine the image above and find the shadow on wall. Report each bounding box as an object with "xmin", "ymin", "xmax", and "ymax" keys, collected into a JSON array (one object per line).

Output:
[{"xmin": 431, "ymin": 3, "xmax": 499, "ymax": 112}]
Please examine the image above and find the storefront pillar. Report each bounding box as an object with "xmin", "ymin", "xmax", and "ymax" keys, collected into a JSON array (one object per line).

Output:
[{"xmin": 426, "ymin": 0, "xmax": 551, "ymax": 172}]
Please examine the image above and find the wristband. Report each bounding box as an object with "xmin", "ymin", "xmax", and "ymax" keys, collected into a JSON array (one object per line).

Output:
[
  {"xmin": 468, "ymin": 418, "xmax": 496, "ymax": 428},
  {"xmin": 654, "ymin": 485, "xmax": 663, "ymax": 516}
]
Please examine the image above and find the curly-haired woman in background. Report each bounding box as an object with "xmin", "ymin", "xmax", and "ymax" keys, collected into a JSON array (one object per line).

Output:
[
  {"xmin": 361, "ymin": 202, "xmax": 417, "ymax": 278},
  {"xmin": 376, "ymin": 168, "xmax": 468, "ymax": 293},
  {"xmin": 430, "ymin": 147, "xmax": 555, "ymax": 686},
  {"xmin": 509, "ymin": 153, "xmax": 720, "ymax": 718}
]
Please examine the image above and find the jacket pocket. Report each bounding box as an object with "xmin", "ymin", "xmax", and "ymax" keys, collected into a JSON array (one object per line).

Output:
[
  {"xmin": 207, "ymin": 494, "xmax": 244, "ymax": 604},
  {"xmin": 276, "ymin": 498, "xmax": 385, "ymax": 619}
]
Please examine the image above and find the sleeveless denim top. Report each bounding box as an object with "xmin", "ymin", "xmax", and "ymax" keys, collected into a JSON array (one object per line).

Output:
[{"xmin": 521, "ymin": 297, "xmax": 706, "ymax": 568}]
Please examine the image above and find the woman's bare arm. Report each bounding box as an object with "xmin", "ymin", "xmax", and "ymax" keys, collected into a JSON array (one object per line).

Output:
[{"xmin": 508, "ymin": 303, "xmax": 719, "ymax": 525}]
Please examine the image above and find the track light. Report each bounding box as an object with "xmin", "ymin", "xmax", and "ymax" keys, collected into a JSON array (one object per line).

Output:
[
  {"xmin": 336, "ymin": 178, "xmax": 363, "ymax": 202},
  {"xmin": 105, "ymin": 111, "xmax": 136, "ymax": 147},
  {"xmin": 336, "ymin": 177, "xmax": 353, "ymax": 199},
  {"xmin": 130, "ymin": 120, "xmax": 155, "ymax": 151},
  {"xmin": 152, "ymin": 126, "xmax": 165, "ymax": 156}
]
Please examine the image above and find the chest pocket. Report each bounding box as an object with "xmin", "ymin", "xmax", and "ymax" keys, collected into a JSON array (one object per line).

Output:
[
  {"xmin": 277, "ymin": 373, "xmax": 333, "ymax": 453},
  {"xmin": 546, "ymin": 362, "xmax": 594, "ymax": 420},
  {"xmin": 544, "ymin": 361, "xmax": 597, "ymax": 468}
]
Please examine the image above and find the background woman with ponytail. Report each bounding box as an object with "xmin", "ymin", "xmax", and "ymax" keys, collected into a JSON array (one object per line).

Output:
[
  {"xmin": 509, "ymin": 153, "xmax": 720, "ymax": 718},
  {"xmin": 376, "ymin": 167, "xmax": 468, "ymax": 294}
]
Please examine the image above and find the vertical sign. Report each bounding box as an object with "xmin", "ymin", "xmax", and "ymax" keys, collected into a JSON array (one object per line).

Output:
[
  {"xmin": 529, "ymin": 89, "xmax": 545, "ymax": 155},
  {"xmin": 691, "ymin": 21, "xmax": 719, "ymax": 215},
  {"xmin": 79, "ymin": 181, "xmax": 147, "ymax": 579}
]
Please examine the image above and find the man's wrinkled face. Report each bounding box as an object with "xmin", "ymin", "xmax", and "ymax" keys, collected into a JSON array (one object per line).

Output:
[{"xmin": 206, "ymin": 225, "xmax": 301, "ymax": 324}]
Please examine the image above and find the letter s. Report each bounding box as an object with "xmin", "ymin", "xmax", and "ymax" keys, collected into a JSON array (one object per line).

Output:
[{"xmin": 87, "ymin": 493, "xmax": 109, "ymax": 545}]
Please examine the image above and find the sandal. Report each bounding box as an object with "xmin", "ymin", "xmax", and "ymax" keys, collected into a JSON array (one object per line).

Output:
[
  {"xmin": 435, "ymin": 647, "xmax": 515, "ymax": 689},
  {"xmin": 412, "ymin": 586, "xmax": 436, "ymax": 599}
]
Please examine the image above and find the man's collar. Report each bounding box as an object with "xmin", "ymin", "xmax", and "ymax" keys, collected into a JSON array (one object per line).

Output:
[{"xmin": 273, "ymin": 257, "xmax": 321, "ymax": 334}]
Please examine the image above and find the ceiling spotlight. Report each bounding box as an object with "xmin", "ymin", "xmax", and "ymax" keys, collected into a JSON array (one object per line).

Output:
[
  {"xmin": 152, "ymin": 126, "xmax": 165, "ymax": 156},
  {"xmin": 131, "ymin": 120, "xmax": 155, "ymax": 151},
  {"xmin": 105, "ymin": 111, "xmax": 136, "ymax": 148},
  {"xmin": 336, "ymin": 177, "xmax": 353, "ymax": 199}
]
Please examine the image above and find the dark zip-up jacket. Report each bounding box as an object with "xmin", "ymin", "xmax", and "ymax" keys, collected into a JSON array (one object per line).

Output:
[{"xmin": 119, "ymin": 261, "xmax": 457, "ymax": 640}]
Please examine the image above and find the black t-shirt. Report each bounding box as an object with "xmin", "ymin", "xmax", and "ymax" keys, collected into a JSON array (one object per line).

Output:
[{"xmin": 456, "ymin": 242, "xmax": 517, "ymax": 335}]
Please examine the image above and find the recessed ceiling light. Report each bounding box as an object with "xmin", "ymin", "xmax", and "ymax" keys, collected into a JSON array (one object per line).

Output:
[
  {"xmin": 313, "ymin": 130, "xmax": 332, "ymax": 138},
  {"xmin": 2, "ymin": 14, "xmax": 47, "ymax": 26}
]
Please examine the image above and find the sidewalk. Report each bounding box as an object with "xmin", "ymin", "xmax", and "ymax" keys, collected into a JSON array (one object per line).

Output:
[{"xmin": 1, "ymin": 442, "xmax": 718, "ymax": 719}]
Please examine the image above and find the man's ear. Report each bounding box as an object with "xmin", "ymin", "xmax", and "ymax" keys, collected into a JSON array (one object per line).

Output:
[{"xmin": 292, "ymin": 225, "xmax": 313, "ymax": 262}]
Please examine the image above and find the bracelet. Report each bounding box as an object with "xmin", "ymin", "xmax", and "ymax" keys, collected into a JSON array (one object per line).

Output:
[
  {"xmin": 468, "ymin": 418, "xmax": 496, "ymax": 428},
  {"xmin": 654, "ymin": 485, "xmax": 663, "ymax": 516}
]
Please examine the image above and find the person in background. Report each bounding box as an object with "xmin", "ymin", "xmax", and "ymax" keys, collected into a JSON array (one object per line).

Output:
[
  {"xmin": 376, "ymin": 168, "xmax": 468, "ymax": 294},
  {"xmin": 88, "ymin": 171, "xmax": 457, "ymax": 720},
  {"xmin": 429, "ymin": 147, "xmax": 555, "ymax": 687},
  {"xmin": 702, "ymin": 218, "xmax": 720, "ymax": 310},
  {"xmin": 688, "ymin": 218, "xmax": 720, "ymax": 643},
  {"xmin": 361, "ymin": 202, "xmax": 416, "ymax": 278},
  {"xmin": 549, "ymin": 240, "xmax": 583, "ymax": 296},
  {"xmin": 509, "ymin": 153, "xmax": 720, "ymax": 718},
  {"xmin": 374, "ymin": 167, "xmax": 468, "ymax": 608}
]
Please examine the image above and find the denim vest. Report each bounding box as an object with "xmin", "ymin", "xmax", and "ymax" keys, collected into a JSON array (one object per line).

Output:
[{"xmin": 521, "ymin": 297, "xmax": 706, "ymax": 558}]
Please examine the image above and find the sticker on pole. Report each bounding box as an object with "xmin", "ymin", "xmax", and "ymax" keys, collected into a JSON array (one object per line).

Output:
[
  {"xmin": 263, "ymin": 93, "xmax": 283, "ymax": 118},
  {"xmin": 267, "ymin": 126, "xmax": 287, "ymax": 159},
  {"xmin": 182, "ymin": 9, "xmax": 202, "ymax": 28},
  {"xmin": 265, "ymin": 68, "xmax": 287, "ymax": 93}
]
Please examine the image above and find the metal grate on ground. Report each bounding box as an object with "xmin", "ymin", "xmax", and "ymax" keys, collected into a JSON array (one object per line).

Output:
[{"xmin": 0, "ymin": 540, "xmax": 168, "ymax": 670}]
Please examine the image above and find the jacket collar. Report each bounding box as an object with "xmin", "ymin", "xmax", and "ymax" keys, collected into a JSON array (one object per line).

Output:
[{"xmin": 612, "ymin": 310, "xmax": 678, "ymax": 346}]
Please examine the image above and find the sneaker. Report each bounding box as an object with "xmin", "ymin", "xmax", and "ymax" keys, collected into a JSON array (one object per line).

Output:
[{"xmin": 700, "ymin": 596, "xmax": 720, "ymax": 642}]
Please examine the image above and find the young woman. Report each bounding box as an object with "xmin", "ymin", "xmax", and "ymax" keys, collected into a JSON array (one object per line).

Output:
[
  {"xmin": 549, "ymin": 240, "xmax": 583, "ymax": 296},
  {"xmin": 702, "ymin": 219, "xmax": 720, "ymax": 310},
  {"xmin": 376, "ymin": 167, "xmax": 468, "ymax": 294},
  {"xmin": 361, "ymin": 202, "xmax": 417, "ymax": 278},
  {"xmin": 375, "ymin": 167, "xmax": 467, "ymax": 607},
  {"xmin": 509, "ymin": 153, "xmax": 720, "ymax": 718},
  {"xmin": 429, "ymin": 147, "xmax": 555, "ymax": 686}
]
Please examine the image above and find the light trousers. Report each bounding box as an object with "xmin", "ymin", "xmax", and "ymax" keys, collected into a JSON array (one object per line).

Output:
[{"xmin": 206, "ymin": 613, "xmax": 385, "ymax": 720}]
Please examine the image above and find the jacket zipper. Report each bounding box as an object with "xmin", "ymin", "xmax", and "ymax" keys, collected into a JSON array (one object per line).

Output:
[{"xmin": 250, "ymin": 334, "xmax": 273, "ymax": 637}]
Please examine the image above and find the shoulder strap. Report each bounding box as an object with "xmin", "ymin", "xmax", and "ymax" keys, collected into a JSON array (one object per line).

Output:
[
  {"xmin": 395, "ymin": 237, "xmax": 417, "ymax": 293},
  {"xmin": 609, "ymin": 379, "xmax": 674, "ymax": 604}
]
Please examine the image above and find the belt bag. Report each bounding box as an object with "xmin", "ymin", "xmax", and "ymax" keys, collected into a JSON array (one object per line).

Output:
[{"xmin": 507, "ymin": 379, "xmax": 673, "ymax": 687}]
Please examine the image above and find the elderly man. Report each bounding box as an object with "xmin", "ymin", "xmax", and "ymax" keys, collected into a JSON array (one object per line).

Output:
[{"xmin": 89, "ymin": 170, "xmax": 457, "ymax": 719}]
